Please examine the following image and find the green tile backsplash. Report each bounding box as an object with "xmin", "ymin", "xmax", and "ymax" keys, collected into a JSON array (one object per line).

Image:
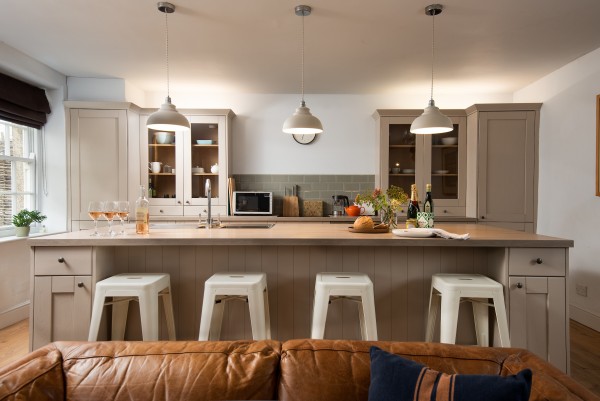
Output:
[{"xmin": 233, "ymin": 174, "xmax": 375, "ymax": 216}]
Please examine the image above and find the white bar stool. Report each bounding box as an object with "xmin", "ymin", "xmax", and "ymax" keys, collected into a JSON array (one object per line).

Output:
[
  {"xmin": 88, "ymin": 273, "xmax": 176, "ymax": 341},
  {"xmin": 311, "ymin": 272, "xmax": 378, "ymax": 341},
  {"xmin": 425, "ymin": 273, "xmax": 510, "ymax": 347},
  {"xmin": 198, "ymin": 272, "xmax": 271, "ymax": 341}
]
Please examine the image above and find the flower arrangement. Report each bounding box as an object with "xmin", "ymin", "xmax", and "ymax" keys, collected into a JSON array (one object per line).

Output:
[{"xmin": 355, "ymin": 186, "xmax": 408, "ymax": 228}]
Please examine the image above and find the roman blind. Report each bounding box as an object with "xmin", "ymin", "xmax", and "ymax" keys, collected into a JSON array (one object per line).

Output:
[{"xmin": 0, "ymin": 72, "xmax": 51, "ymax": 129}]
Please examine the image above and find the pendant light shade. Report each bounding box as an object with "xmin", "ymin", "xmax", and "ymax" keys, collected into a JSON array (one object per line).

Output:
[
  {"xmin": 410, "ymin": 4, "xmax": 452, "ymax": 135},
  {"xmin": 283, "ymin": 5, "xmax": 323, "ymax": 135},
  {"xmin": 147, "ymin": 2, "xmax": 190, "ymax": 131}
]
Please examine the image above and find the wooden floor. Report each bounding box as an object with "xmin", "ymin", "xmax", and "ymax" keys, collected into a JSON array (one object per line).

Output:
[{"xmin": 0, "ymin": 319, "xmax": 599, "ymax": 397}]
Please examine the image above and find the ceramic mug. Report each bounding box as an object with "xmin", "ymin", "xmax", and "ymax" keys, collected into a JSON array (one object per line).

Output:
[{"xmin": 149, "ymin": 162, "xmax": 162, "ymax": 174}]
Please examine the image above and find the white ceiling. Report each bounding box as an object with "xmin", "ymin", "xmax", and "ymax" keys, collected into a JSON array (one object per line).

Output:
[{"xmin": 3, "ymin": 0, "xmax": 600, "ymax": 95}]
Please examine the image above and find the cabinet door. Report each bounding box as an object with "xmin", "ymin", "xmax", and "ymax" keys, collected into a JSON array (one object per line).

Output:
[
  {"xmin": 70, "ymin": 109, "xmax": 128, "ymax": 221},
  {"xmin": 32, "ymin": 275, "xmax": 92, "ymax": 350},
  {"xmin": 508, "ymin": 276, "xmax": 567, "ymax": 372},
  {"xmin": 478, "ymin": 111, "xmax": 536, "ymax": 223}
]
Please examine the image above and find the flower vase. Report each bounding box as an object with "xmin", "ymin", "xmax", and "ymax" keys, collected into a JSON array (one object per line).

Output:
[{"xmin": 378, "ymin": 208, "xmax": 396, "ymax": 229}]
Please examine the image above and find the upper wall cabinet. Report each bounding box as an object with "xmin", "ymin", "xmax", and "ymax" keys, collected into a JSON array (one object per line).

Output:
[
  {"xmin": 373, "ymin": 109, "xmax": 467, "ymax": 217},
  {"xmin": 139, "ymin": 109, "xmax": 234, "ymax": 218},
  {"xmin": 466, "ymin": 104, "xmax": 541, "ymax": 232},
  {"xmin": 66, "ymin": 102, "xmax": 140, "ymax": 231}
]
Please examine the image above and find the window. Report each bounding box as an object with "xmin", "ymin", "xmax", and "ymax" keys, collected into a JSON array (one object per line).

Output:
[{"xmin": 0, "ymin": 119, "xmax": 37, "ymax": 234}]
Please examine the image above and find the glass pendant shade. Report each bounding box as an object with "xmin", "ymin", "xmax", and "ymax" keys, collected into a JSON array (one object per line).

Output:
[
  {"xmin": 283, "ymin": 101, "xmax": 323, "ymax": 134},
  {"xmin": 410, "ymin": 99, "xmax": 453, "ymax": 134},
  {"xmin": 147, "ymin": 96, "xmax": 190, "ymax": 131}
]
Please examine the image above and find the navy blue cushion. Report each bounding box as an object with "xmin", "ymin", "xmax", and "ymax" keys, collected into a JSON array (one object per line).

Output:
[{"xmin": 369, "ymin": 346, "xmax": 532, "ymax": 401}]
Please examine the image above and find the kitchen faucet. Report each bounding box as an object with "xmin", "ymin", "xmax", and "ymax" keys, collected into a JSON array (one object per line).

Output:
[{"xmin": 204, "ymin": 179, "xmax": 213, "ymax": 229}]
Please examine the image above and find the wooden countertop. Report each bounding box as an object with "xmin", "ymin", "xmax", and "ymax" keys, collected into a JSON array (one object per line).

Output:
[{"xmin": 28, "ymin": 223, "xmax": 573, "ymax": 248}]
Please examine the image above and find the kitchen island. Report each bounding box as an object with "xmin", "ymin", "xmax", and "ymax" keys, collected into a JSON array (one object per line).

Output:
[{"xmin": 28, "ymin": 223, "xmax": 573, "ymax": 372}]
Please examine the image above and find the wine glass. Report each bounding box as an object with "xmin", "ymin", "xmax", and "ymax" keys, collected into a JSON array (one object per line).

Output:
[
  {"xmin": 88, "ymin": 201, "xmax": 103, "ymax": 236},
  {"xmin": 102, "ymin": 201, "xmax": 118, "ymax": 237},
  {"xmin": 116, "ymin": 201, "xmax": 130, "ymax": 235}
]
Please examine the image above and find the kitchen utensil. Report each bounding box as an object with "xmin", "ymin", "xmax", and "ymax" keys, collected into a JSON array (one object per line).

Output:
[
  {"xmin": 402, "ymin": 169, "xmax": 415, "ymax": 174},
  {"xmin": 149, "ymin": 162, "xmax": 162, "ymax": 173},
  {"xmin": 345, "ymin": 205, "xmax": 363, "ymax": 216},
  {"xmin": 192, "ymin": 167, "xmax": 204, "ymax": 173},
  {"xmin": 391, "ymin": 167, "xmax": 401, "ymax": 174},
  {"xmin": 154, "ymin": 132, "xmax": 174, "ymax": 144},
  {"xmin": 332, "ymin": 195, "xmax": 349, "ymax": 215},
  {"xmin": 433, "ymin": 169, "xmax": 449, "ymax": 174},
  {"xmin": 211, "ymin": 163, "xmax": 219, "ymax": 174},
  {"xmin": 162, "ymin": 164, "xmax": 172, "ymax": 173},
  {"xmin": 283, "ymin": 185, "xmax": 299, "ymax": 217},
  {"xmin": 196, "ymin": 139, "xmax": 213, "ymax": 145}
]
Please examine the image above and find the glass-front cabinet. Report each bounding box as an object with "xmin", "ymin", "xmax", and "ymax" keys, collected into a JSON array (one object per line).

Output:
[
  {"xmin": 140, "ymin": 109, "xmax": 234, "ymax": 217},
  {"xmin": 374, "ymin": 110, "xmax": 467, "ymax": 218}
]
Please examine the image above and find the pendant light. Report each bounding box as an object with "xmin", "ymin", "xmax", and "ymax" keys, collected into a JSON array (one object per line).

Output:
[
  {"xmin": 282, "ymin": 5, "xmax": 323, "ymax": 135},
  {"xmin": 410, "ymin": 4, "xmax": 453, "ymax": 135},
  {"xmin": 147, "ymin": 2, "xmax": 190, "ymax": 131}
]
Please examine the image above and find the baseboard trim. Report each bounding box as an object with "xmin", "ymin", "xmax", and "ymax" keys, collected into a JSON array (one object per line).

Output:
[
  {"xmin": 0, "ymin": 301, "xmax": 29, "ymax": 330},
  {"xmin": 570, "ymin": 304, "xmax": 600, "ymax": 332}
]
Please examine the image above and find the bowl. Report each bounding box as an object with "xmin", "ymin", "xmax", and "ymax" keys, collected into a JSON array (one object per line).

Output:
[
  {"xmin": 192, "ymin": 167, "xmax": 205, "ymax": 174},
  {"xmin": 391, "ymin": 167, "xmax": 401, "ymax": 174},
  {"xmin": 433, "ymin": 169, "xmax": 449, "ymax": 174},
  {"xmin": 154, "ymin": 132, "xmax": 175, "ymax": 144},
  {"xmin": 402, "ymin": 169, "xmax": 415, "ymax": 174},
  {"xmin": 196, "ymin": 139, "xmax": 213, "ymax": 145},
  {"xmin": 440, "ymin": 137, "xmax": 458, "ymax": 145}
]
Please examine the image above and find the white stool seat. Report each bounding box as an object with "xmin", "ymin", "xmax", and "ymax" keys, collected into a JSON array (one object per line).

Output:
[
  {"xmin": 311, "ymin": 272, "xmax": 378, "ymax": 341},
  {"xmin": 88, "ymin": 273, "xmax": 176, "ymax": 341},
  {"xmin": 426, "ymin": 273, "xmax": 510, "ymax": 347},
  {"xmin": 199, "ymin": 272, "xmax": 271, "ymax": 341}
]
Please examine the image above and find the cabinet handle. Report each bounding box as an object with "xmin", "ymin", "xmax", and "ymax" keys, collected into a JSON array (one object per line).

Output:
[
  {"xmin": 480, "ymin": 216, "xmax": 485, "ymax": 219},
  {"xmin": 58, "ymin": 257, "xmax": 65, "ymax": 263},
  {"xmin": 186, "ymin": 200, "xmax": 190, "ymax": 205},
  {"xmin": 77, "ymin": 282, "xmax": 84, "ymax": 288},
  {"xmin": 516, "ymin": 282, "xmax": 523, "ymax": 289},
  {"xmin": 536, "ymin": 258, "xmax": 543, "ymax": 264}
]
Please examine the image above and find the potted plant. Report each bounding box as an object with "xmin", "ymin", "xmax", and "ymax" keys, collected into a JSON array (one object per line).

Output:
[{"xmin": 12, "ymin": 209, "xmax": 47, "ymax": 237}]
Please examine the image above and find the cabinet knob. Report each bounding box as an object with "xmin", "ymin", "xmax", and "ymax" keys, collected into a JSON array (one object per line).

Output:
[
  {"xmin": 186, "ymin": 200, "xmax": 190, "ymax": 205},
  {"xmin": 77, "ymin": 282, "xmax": 84, "ymax": 288},
  {"xmin": 159, "ymin": 209, "xmax": 164, "ymax": 213},
  {"xmin": 480, "ymin": 216, "xmax": 485, "ymax": 219},
  {"xmin": 443, "ymin": 210, "xmax": 448, "ymax": 214},
  {"xmin": 536, "ymin": 258, "xmax": 543, "ymax": 264},
  {"xmin": 58, "ymin": 257, "xmax": 65, "ymax": 263},
  {"xmin": 177, "ymin": 201, "xmax": 182, "ymax": 205},
  {"xmin": 516, "ymin": 282, "xmax": 523, "ymax": 289}
]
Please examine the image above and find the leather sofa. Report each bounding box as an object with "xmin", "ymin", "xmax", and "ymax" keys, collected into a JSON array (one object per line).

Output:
[{"xmin": 0, "ymin": 339, "xmax": 597, "ymax": 401}]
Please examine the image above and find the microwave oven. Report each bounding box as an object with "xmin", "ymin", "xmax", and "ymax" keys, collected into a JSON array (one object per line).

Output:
[{"xmin": 233, "ymin": 191, "xmax": 273, "ymax": 215}]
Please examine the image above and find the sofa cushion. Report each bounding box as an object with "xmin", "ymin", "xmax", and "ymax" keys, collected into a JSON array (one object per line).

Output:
[
  {"xmin": 369, "ymin": 346, "xmax": 532, "ymax": 401},
  {"xmin": 55, "ymin": 340, "xmax": 281, "ymax": 401}
]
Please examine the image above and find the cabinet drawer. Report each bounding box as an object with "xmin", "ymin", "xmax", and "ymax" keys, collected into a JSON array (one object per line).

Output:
[
  {"xmin": 34, "ymin": 247, "xmax": 92, "ymax": 276},
  {"xmin": 509, "ymin": 248, "xmax": 566, "ymax": 277},
  {"xmin": 149, "ymin": 205, "xmax": 183, "ymax": 216}
]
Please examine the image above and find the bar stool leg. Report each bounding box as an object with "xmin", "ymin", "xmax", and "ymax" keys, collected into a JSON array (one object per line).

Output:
[
  {"xmin": 161, "ymin": 290, "xmax": 177, "ymax": 340},
  {"xmin": 198, "ymin": 290, "xmax": 216, "ymax": 341},
  {"xmin": 492, "ymin": 292, "xmax": 511, "ymax": 347},
  {"xmin": 426, "ymin": 290, "xmax": 440, "ymax": 342},
  {"xmin": 472, "ymin": 298, "xmax": 489, "ymax": 346},
  {"xmin": 88, "ymin": 288, "xmax": 107, "ymax": 341},
  {"xmin": 263, "ymin": 288, "xmax": 271, "ymax": 339},
  {"xmin": 311, "ymin": 288, "xmax": 330, "ymax": 339},
  {"xmin": 139, "ymin": 291, "xmax": 159, "ymax": 341},
  {"xmin": 357, "ymin": 297, "xmax": 367, "ymax": 340},
  {"xmin": 111, "ymin": 297, "xmax": 130, "ymax": 340},
  {"xmin": 248, "ymin": 287, "xmax": 268, "ymax": 340},
  {"xmin": 439, "ymin": 292, "xmax": 460, "ymax": 344},
  {"xmin": 361, "ymin": 288, "xmax": 378, "ymax": 341}
]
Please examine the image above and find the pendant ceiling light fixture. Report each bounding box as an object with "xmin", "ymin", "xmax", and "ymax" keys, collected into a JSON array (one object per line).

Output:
[
  {"xmin": 282, "ymin": 5, "xmax": 323, "ymax": 135},
  {"xmin": 147, "ymin": 2, "xmax": 190, "ymax": 131},
  {"xmin": 410, "ymin": 4, "xmax": 453, "ymax": 135}
]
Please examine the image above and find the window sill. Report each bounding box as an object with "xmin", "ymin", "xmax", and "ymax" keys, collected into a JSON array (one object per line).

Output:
[{"xmin": 0, "ymin": 230, "xmax": 63, "ymax": 244}]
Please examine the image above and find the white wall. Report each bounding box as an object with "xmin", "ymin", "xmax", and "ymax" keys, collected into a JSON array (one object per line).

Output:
[{"xmin": 515, "ymin": 47, "xmax": 600, "ymax": 330}]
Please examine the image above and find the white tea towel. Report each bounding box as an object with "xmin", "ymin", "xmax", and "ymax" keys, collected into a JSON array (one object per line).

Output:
[{"xmin": 431, "ymin": 228, "xmax": 470, "ymax": 240}]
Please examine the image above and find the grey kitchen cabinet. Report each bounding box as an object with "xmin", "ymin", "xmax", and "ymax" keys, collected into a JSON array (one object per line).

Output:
[
  {"xmin": 30, "ymin": 246, "xmax": 116, "ymax": 350},
  {"xmin": 373, "ymin": 110, "xmax": 468, "ymax": 218},
  {"xmin": 466, "ymin": 104, "xmax": 541, "ymax": 232},
  {"xmin": 506, "ymin": 247, "xmax": 568, "ymax": 372},
  {"xmin": 66, "ymin": 102, "xmax": 141, "ymax": 231}
]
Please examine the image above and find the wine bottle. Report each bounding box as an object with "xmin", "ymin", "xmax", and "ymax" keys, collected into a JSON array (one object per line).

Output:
[
  {"xmin": 135, "ymin": 185, "xmax": 150, "ymax": 234},
  {"xmin": 423, "ymin": 183, "xmax": 434, "ymax": 228},
  {"xmin": 406, "ymin": 184, "xmax": 420, "ymax": 229}
]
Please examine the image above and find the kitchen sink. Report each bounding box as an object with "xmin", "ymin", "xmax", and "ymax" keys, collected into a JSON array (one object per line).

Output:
[
  {"xmin": 219, "ymin": 223, "xmax": 275, "ymax": 229},
  {"xmin": 150, "ymin": 223, "xmax": 275, "ymax": 229}
]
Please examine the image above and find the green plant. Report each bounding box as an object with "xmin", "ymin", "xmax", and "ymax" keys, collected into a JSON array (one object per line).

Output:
[
  {"xmin": 355, "ymin": 186, "xmax": 409, "ymax": 228},
  {"xmin": 12, "ymin": 209, "xmax": 47, "ymax": 227}
]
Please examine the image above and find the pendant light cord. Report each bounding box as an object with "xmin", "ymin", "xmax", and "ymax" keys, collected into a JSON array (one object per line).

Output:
[
  {"xmin": 164, "ymin": 10, "xmax": 170, "ymax": 99},
  {"xmin": 301, "ymin": 11, "xmax": 305, "ymax": 105},
  {"xmin": 430, "ymin": 11, "xmax": 435, "ymax": 101}
]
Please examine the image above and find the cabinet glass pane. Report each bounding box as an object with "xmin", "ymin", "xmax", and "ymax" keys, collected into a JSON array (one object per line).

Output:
[
  {"xmin": 388, "ymin": 124, "xmax": 415, "ymax": 191},
  {"xmin": 148, "ymin": 130, "xmax": 177, "ymax": 199},
  {"xmin": 430, "ymin": 125, "xmax": 459, "ymax": 200},
  {"xmin": 191, "ymin": 123, "xmax": 219, "ymax": 199}
]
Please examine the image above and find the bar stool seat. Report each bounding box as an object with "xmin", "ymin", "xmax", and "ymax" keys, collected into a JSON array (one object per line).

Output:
[
  {"xmin": 426, "ymin": 273, "xmax": 510, "ymax": 347},
  {"xmin": 311, "ymin": 272, "xmax": 378, "ymax": 341},
  {"xmin": 88, "ymin": 273, "xmax": 176, "ymax": 341},
  {"xmin": 198, "ymin": 272, "xmax": 271, "ymax": 341}
]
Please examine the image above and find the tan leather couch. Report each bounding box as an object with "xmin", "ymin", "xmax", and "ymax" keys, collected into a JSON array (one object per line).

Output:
[{"xmin": 0, "ymin": 339, "xmax": 597, "ymax": 401}]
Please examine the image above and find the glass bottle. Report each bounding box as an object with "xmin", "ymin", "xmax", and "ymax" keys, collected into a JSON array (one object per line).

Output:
[
  {"xmin": 406, "ymin": 184, "xmax": 420, "ymax": 229},
  {"xmin": 423, "ymin": 183, "xmax": 434, "ymax": 228},
  {"xmin": 135, "ymin": 185, "xmax": 149, "ymax": 234}
]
